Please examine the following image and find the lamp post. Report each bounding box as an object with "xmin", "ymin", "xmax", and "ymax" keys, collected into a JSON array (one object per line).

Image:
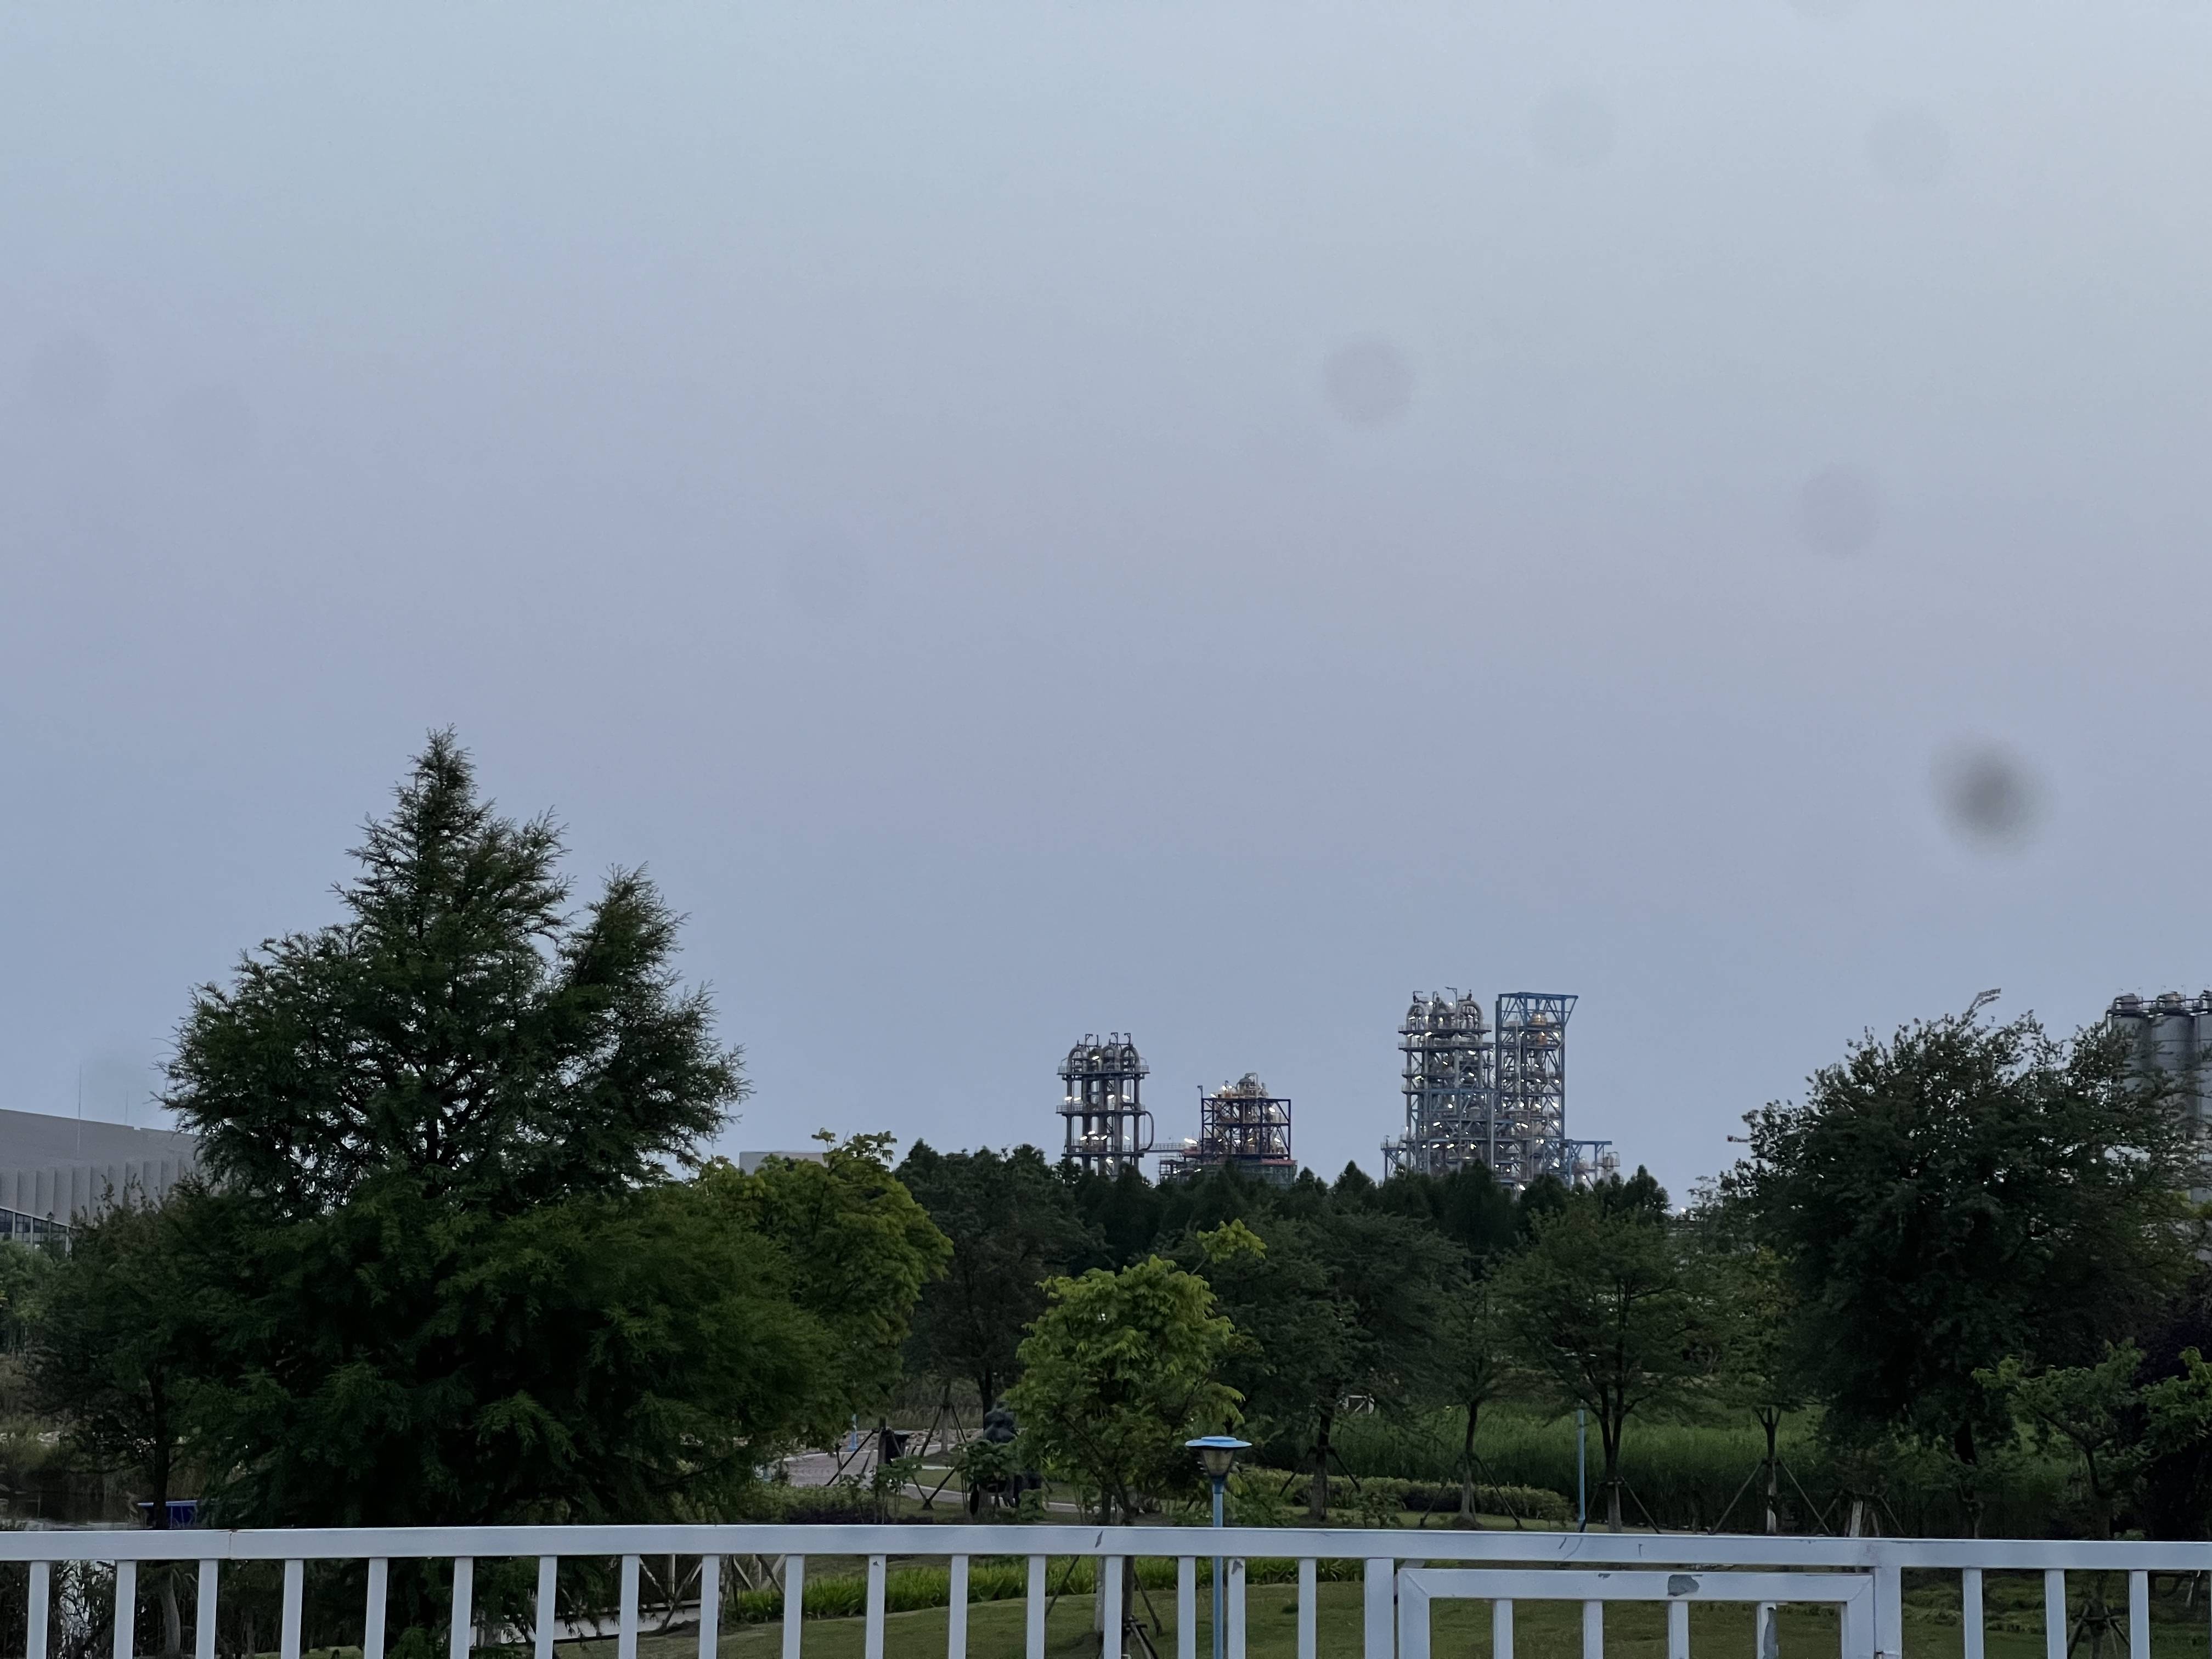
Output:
[{"xmin": 1186, "ymin": 1437, "xmax": 1249, "ymax": 1659}]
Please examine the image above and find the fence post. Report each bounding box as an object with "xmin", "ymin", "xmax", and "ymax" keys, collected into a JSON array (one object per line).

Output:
[
  {"xmin": 946, "ymin": 1556, "xmax": 967, "ymax": 1659},
  {"xmin": 450, "ymin": 1559, "xmax": 475, "ymax": 1659},
  {"xmin": 1226, "ymin": 1559, "xmax": 1246, "ymax": 1659},
  {"xmin": 281, "ymin": 1561, "xmax": 304, "ymax": 1659},
  {"xmin": 531, "ymin": 1559, "xmax": 554, "ymax": 1659},
  {"xmin": 1962, "ymin": 1569, "xmax": 1983, "ymax": 1659},
  {"xmin": 1581, "ymin": 1601, "xmax": 1602, "ymax": 1659},
  {"xmin": 865, "ymin": 1554, "xmax": 887, "ymax": 1659},
  {"xmin": 29, "ymin": 1561, "xmax": 49, "ymax": 1659},
  {"xmin": 616, "ymin": 1556, "xmax": 640, "ymax": 1659},
  {"xmin": 1103, "ymin": 1559, "xmax": 1124, "ymax": 1659},
  {"xmin": 2045, "ymin": 1570, "xmax": 2068, "ymax": 1659},
  {"xmin": 1363, "ymin": 1560, "xmax": 1394, "ymax": 1659},
  {"xmin": 1666, "ymin": 1598, "xmax": 1689, "ymax": 1659},
  {"xmin": 699, "ymin": 1557, "xmax": 722, "ymax": 1659},
  {"xmin": 194, "ymin": 1561, "xmax": 217, "ymax": 1659},
  {"xmin": 1876, "ymin": 1563, "xmax": 1904, "ymax": 1659},
  {"xmin": 2130, "ymin": 1571, "xmax": 2149, "ymax": 1659},
  {"xmin": 1493, "ymin": 1599, "xmax": 1514, "ymax": 1659},
  {"xmin": 1178, "ymin": 1558, "xmax": 1197, "ymax": 1659},
  {"xmin": 783, "ymin": 1557, "xmax": 808, "ymax": 1659},
  {"xmin": 114, "ymin": 1561, "xmax": 137, "ymax": 1659},
  {"xmin": 1026, "ymin": 1556, "xmax": 1046, "ymax": 1659},
  {"xmin": 366, "ymin": 1559, "xmax": 389, "ymax": 1659},
  {"xmin": 1297, "ymin": 1559, "xmax": 1317, "ymax": 1659}
]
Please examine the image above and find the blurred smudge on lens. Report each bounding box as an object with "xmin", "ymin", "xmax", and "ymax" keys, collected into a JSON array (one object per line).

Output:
[
  {"xmin": 1322, "ymin": 338, "xmax": 1413, "ymax": 429},
  {"xmin": 1795, "ymin": 465, "xmax": 1881, "ymax": 556},
  {"xmin": 1866, "ymin": 106, "xmax": 1950, "ymax": 190},
  {"xmin": 1528, "ymin": 88, "xmax": 1616, "ymax": 167},
  {"xmin": 25, "ymin": 332, "xmax": 112, "ymax": 419},
  {"xmin": 1934, "ymin": 745, "xmax": 2042, "ymax": 852}
]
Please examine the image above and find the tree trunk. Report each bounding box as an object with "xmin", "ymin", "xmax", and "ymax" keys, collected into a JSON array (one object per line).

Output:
[
  {"xmin": 1460, "ymin": 1404, "xmax": 1479, "ymax": 1519},
  {"xmin": 1601, "ymin": 1415, "xmax": 1623, "ymax": 1533},
  {"xmin": 1309, "ymin": 1405, "xmax": 1335, "ymax": 1521},
  {"xmin": 1953, "ymin": 1419, "xmax": 1983, "ymax": 1539},
  {"xmin": 1760, "ymin": 1409, "xmax": 1780, "ymax": 1536},
  {"xmin": 161, "ymin": 1570, "xmax": 182, "ymax": 1659},
  {"xmin": 148, "ymin": 1382, "xmax": 172, "ymax": 1531}
]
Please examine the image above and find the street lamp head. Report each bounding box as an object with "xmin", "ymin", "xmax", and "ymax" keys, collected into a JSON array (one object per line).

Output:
[{"xmin": 1186, "ymin": 1435, "xmax": 1250, "ymax": 1481}]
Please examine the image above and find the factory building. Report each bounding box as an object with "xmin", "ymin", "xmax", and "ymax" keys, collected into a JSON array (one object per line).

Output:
[
  {"xmin": 1158, "ymin": 1073, "xmax": 1295, "ymax": 1187},
  {"xmin": 2108, "ymin": 991, "xmax": 2212, "ymax": 1203},
  {"xmin": 0, "ymin": 1109, "xmax": 201, "ymax": 1243},
  {"xmin": 1058, "ymin": 1033, "xmax": 1155, "ymax": 1175},
  {"xmin": 1381, "ymin": 989, "xmax": 1614, "ymax": 1194}
]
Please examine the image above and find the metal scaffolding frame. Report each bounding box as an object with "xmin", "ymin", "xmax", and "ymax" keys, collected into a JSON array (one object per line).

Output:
[
  {"xmin": 1382, "ymin": 989, "xmax": 1610, "ymax": 1192},
  {"xmin": 1382, "ymin": 990, "xmax": 1495, "ymax": 1180},
  {"xmin": 1058, "ymin": 1032, "xmax": 1155, "ymax": 1175},
  {"xmin": 1159, "ymin": 1073, "xmax": 1295, "ymax": 1186}
]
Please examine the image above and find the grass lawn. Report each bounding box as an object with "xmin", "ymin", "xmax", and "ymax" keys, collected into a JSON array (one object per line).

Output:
[{"xmin": 569, "ymin": 1575, "xmax": 2212, "ymax": 1659}]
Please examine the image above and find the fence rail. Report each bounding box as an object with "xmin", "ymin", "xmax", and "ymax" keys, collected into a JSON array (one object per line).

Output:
[{"xmin": 3, "ymin": 1526, "xmax": 2208, "ymax": 1659}]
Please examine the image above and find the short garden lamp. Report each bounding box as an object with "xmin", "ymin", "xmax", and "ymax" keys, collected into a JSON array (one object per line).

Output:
[{"xmin": 1186, "ymin": 1436, "xmax": 1249, "ymax": 1659}]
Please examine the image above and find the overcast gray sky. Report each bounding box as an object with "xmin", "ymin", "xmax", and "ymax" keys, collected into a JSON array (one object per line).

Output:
[{"xmin": 3, "ymin": 2, "xmax": 2208, "ymax": 1200}]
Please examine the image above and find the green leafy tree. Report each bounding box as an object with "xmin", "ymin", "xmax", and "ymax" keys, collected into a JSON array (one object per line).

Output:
[
  {"xmin": 181, "ymin": 1173, "xmax": 832, "ymax": 1526},
  {"xmin": 1193, "ymin": 1208, "xmax": 1451, "ymax": 1519},
  {"xmin": 1434, "ymin": 1263, "xmax": 1513, "ymax": 1521},
  {"xmin": 150, "ymin": 738, "xmax": 942, "ymax": 1538},
  {"xmin": 896, "ymin": 1142, "xmax": 1093, "ymax": 1404},
  {"xmin": 1978, "ymin": 1344, "xmax": 2212, "ymax": 1539},
  {"xmin": 1373, "ymin": 1165, "xmax": 1521, "ymax": 1263},
  {"xmin": 171, "ymin": 730, "xmax": 739, "ymax": 1217},
  {"xmin": 1725, "ymin": 1007, "xmax": 2199, "ymax": 1526},
  {"xmin": 27, "ymin": 1197, "xmax": 206, "ymax": 1526},
  {"xmin": 1714, "ymin": 1244, "xmax": 1804, "ymax": 1533},
  {"xmin": 719, "ymin": 1135, "xmax": 951, "ymax": 1432},
  {"xmin": 1006, "ymin": 1255, "xmax": 1240, "ymax": 1523},
  {"xmin": 1494, "ymin": 1176, "xmax": 1721, "ymax": 1531},
  {"xmin": 0, "ymin": 1239, "xmax": 53, "ymax": 1353}
]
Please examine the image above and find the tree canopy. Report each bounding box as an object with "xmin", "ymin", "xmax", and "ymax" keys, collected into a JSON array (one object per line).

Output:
[
  {"xmin": 167, "ymin": 731, "xmax": 742, "ymax": 1216},
  {"xmin": 895, "ymin": 1141, "xmax": 1093, "ymax": 1406},
  {"xmin": 1006, "ymin": 1255, "xmax": 1239, "ymax": 1522},
  {"xmin": 1493, "ymin": 1173, "xmax": 1720, "ymax": 1531},
  {"xmin": 1725, "ymin": 1007, "xmax": 2200, "ymax": 1487}
]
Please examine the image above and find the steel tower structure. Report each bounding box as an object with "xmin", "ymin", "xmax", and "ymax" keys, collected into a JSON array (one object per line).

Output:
[
  {"xmin": 1058, "ymin": 1032, "xmax": 1155, "ymax": 1175},
  {"xmin": 1159, "ymin": 1073, "xmax": 1295, "ymax": 1186},
  {"xmin": 1492, "ymin": 991, "xmax": 1577, "ymax": 1190},
  {"xmin": 1382, "ymin": 991, "xmax": 1494, "ymax": 1179},
  {"xmin": 1383, "ymin": 989, "xmax": 1605, "ymax": 1192}
]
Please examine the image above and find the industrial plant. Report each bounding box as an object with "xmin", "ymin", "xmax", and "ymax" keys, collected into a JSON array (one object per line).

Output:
[
  {"xmin": 1057, "ymin": 987, "xmax": 1615, "ymax": 1194},
  {"xmin": 1158, "ymin": 1074, "xmax": 1296, "ymax": 1187},
  {"xmin": 1057, "ymin": 1032, "xmax": 1154, "ymax": 1175},
  {"xmin": 1381, "ymin": 990, "xmax": 1615, "ymax": 1193},
  {"xmin": 2108, "ymin": 990, "xmax": 2212, "ymax": 1201}
]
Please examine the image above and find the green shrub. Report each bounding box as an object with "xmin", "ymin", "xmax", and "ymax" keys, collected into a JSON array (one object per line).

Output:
[
  {"xmin": 1323, "ymin": 1407, "xmax": 2075, "ymax": 1536},
  {"xmin": 1249, "ymin": 1469, "xmax": 1572, "ymax": 1525}
]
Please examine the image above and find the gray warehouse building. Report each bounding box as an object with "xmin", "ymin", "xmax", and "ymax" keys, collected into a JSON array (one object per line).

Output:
[{"xmin": 0, "ymin": 1109, "xmax": 200, "ymax": 1242}]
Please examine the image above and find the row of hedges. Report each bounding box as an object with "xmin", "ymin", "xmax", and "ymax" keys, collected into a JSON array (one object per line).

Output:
[
  {"xmin": 1324, "ymin": 1408, "xmax": 2078, "ymax": 1537},
  {"xmin": 1244, "ymin": 1470, "xmax": 1572, "ymax": 1525}
]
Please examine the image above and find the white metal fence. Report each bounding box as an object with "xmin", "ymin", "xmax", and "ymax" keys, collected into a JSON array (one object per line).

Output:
[{"xmin": 1, "ymin": 1526, "xmax": 2207, "ymax": 1659}]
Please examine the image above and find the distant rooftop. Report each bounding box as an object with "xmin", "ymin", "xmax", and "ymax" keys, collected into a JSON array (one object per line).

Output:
[
  {"xmin": 0, "ymin": 1108, "xmax": 201, "ymax": 1232},
  {"xmin": 0, "ymin": 1107, "xmax": 198, "ymax": 1169}
]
